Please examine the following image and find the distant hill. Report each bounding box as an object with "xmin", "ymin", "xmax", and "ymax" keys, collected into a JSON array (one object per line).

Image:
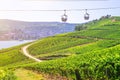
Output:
[{"xmin": 0, "ymin": 19, "xmax": 76, "ymax": 40}]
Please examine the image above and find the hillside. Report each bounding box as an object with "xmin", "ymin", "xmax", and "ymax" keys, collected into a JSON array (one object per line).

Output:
[
  {"xmin": 0, "ymin": 19, "xmax": 76, "ymax": 40},
  {"xmin": 1, "ymin": 16, "xmax": 120, "ymax": 80}
]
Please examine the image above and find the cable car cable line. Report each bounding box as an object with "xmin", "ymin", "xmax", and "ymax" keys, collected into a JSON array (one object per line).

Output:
[
  {"xmin": 0, "ymin": 7, "xmax": 120, "ymax": 11},
  {"xmin": 0, "ymin": 7, "xmax": 120, "ymax": 22}
]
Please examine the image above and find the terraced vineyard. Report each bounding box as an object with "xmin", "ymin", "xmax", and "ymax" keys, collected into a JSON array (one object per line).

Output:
[
  {"xmin": 1, "ymin": 16, "xmax": 120, "ymax": 80},
  {"xmin": 28, "ymin": 37, "xmax": 95, "ymax": 59}
]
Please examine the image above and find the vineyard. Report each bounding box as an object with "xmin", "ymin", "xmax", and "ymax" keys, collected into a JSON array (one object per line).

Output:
[
  {"xmin": 24, "ymin": 44, "xmax": 120, "ymax": 79},
  {"xmin": 0, "ymin": 16, "xmax": 120, "ymax": 80},
  {"xmin": 23, "ymin": 17, "xmax": 120, "ymax": 80},
  {"xmin": 28, "ymin": 37, "xmax": 95, "ymax": 59}
]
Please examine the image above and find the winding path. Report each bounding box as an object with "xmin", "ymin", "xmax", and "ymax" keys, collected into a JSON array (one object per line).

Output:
[{"xmin": 22, "ymin": 43, "xmax": 42, "ymax": 62}]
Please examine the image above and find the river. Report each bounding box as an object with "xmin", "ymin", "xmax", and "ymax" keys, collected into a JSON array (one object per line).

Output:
[{"xmin": 0, "ymin": 40, "xmax": 34, "ymax": 49}]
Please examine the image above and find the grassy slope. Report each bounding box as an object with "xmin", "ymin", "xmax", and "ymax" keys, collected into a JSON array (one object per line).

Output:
[
  {"xmin": 28, "ymin": 36, "xmax": 95, "ymax": 59},
  {"xmin": 0, "ymin": 43, "xmax": 36, "ymax": 80},
  {"xmin": 63, "ymin": 17, "xmax": 120, "ymax": 39},
  {"xmin": 0, "ymin": 43, "xmax": 34, "ymax": 68},
  {"xmin": 24, "ymin": 17, "xmax": 120, "ymax": 79},
  {"xmin": 51, "ymin": 40, "xmax": 120, "ymax": 55}
]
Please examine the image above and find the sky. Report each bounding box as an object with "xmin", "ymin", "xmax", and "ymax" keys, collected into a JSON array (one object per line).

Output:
[{"xmin": 0, "ymin": 0, "xmax": 119, "ymax": 23}]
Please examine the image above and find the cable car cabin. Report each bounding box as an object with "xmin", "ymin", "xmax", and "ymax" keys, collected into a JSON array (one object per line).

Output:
[
  {"xmin": 84, "ymin": 13, "xmax": 90, "ymax": 20},
  {"xmin": 61, "ymin": 14, "xmax": 68, "ymax": 22}
]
